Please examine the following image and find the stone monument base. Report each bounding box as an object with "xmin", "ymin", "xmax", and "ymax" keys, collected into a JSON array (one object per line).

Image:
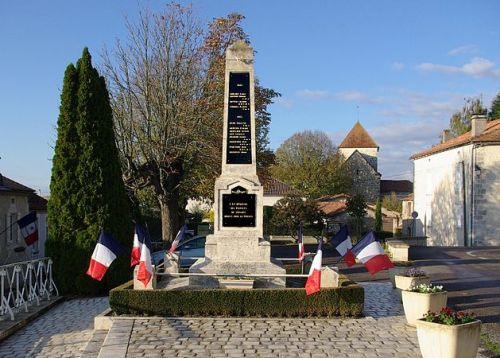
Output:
[{"xmin": 189, "ymin": 258, "xmax": 286, "ymax": 288}]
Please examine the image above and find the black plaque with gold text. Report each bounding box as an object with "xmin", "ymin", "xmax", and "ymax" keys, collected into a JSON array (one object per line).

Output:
[
  {"xmin": 226, "ymin": 72, "xmax": 252, "ymax": 164},
  {"xmin": 222, "ymin": 186, "xmax": 256, "ymax": 227}
]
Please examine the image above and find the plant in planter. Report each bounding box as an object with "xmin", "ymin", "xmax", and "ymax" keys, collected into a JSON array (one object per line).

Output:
[
  {"xmin": 395, "ymin": 267, "xmax": 431, "ymax": 291},
  {"xmin": 402, "ymin": 283, "xmax": 447, "ymax": 327},
  {"xmin": 416, "ymin": 307, "xmax": 481, "ymax": 358}
]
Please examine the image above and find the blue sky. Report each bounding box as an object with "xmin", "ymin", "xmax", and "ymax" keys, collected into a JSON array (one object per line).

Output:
[{"xmin": 1, "ymin": 1, "xmax": 499, "ymax": 195}]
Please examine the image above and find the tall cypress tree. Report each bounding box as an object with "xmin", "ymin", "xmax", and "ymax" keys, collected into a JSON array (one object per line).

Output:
[{"xmin": 47, "ymin": 48, "xmax": 132, "ymax": 294}]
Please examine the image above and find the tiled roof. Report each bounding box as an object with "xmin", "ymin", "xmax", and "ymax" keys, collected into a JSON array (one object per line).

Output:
[
  {"xmin": 380, "ymin": 180, "xmax": 413, "ymax": 194},
  {"xmin": 339, "ymin": 122, "xmax": 378, "ymax": 149},
  {"xmin": 316, "ymin": 193, "xmax": 351, "ymax": 202},
  {"xmin": 317, "ymin": 201, "xmax": 347, "ymax": 217},
  {"xmin": 0, "ymin": 174, "xmax": 35, "ymax": 193},
  {"xmin": 28, "ymin": 193, "xmax": 48, "ymax": 211},
  {"xmin": 258, "ymin": 173, "xmax": 300, "ymax": 197},
  {"xmin": 411, "ymin": 119, "xmax": 500, "ymax": 160}
]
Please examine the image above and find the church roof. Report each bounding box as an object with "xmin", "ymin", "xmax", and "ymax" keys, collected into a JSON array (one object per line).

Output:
[{"xmin": 339, "ymin": 122, "xmax": 378, "ymax": 149}]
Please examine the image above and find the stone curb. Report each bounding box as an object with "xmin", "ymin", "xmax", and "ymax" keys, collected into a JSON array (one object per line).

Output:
[{"xmin": 0, "ymin": 296, "xmax": 64, "ymax": 343}]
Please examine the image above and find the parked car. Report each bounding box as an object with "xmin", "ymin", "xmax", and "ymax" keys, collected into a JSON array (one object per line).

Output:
[{"xmin": 152, "ymin": 235, "xmax": 206, "ymax": 268}]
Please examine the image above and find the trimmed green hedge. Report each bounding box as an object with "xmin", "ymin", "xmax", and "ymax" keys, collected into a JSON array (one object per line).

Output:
[{"xmin": 109, "ymin": 281, "xmax": 364, "ymax": 317}]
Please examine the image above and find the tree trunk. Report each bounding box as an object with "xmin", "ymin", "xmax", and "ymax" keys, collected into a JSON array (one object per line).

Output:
[{"xmin": 159, "ymin": 193, "xmax": 179, "ymax": 242}]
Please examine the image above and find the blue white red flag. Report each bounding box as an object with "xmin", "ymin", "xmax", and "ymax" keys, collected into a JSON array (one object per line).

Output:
[
  {"xmin": 131, "ymin": 224, "xmax": 142, "ymax": 267},
  {"xmin": 136, "ymin": 224, "xmax": 153, "ymax": 287},
  {"xmin": 331, "ymin": 225, "xmax": 356, "ymax": 266},
  {"xmin": 169, "ymin": 224, "xmax": 187, "ymax": 253},
  {"xmin": 297, "ymin": 223, "xmax": 304, "ymax": 261},
  {"xmin": 17, "ymin": 212, "xmax": 38, "ymax": 246},
  {"xmin": 86, "ymin": 229, "xmax": 124, "ymax": 281},
  {"xmin": 351, "ymin": 231, "xmax": 393, "ymax": 275},
  {"xmin": 305, "ymin": 239, "xmax": 322, "ymax": 296}
]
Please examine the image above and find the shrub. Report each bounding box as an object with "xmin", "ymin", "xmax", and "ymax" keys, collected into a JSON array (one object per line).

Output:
[
  {"xmin": 109, "ymin": 281, "xmax": 364, "ymax": 317},
  {"xmin": 410, "ymin": 283, "xmax": 444, "ymax": 293},
  {"xmin": 423, "ymin": 307, "xmax": 476, "ymax": 325},
  {"xmin": 404, "ymin": 267, "xmax": 426, "ymax": 277}
]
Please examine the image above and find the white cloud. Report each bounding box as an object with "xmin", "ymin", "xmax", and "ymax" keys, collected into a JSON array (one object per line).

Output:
[
  {"xmin": 448, "ymin": 45, "xmax": 478, "ymax": 56},
  {"xmin": 416, "ymin": 57, "xmax": 500, "ymax": 79},
  {"xmin": 333, "ymin": 90, "xmax": 384, "ymax": 104},
  {"xmin": 295, "ymin": 89, "xmax": 330, "ymax": 99},
  {"xmin": 392, "ymin": 62, "xmax": 405, "ymax": 71}
]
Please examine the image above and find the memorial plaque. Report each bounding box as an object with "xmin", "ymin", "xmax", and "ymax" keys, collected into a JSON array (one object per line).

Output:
[
  {"xmin": 222, "ymin": 186, "xmax": 256, "ymax": 227},
  {"xmin": 226, "ymin": 72, "xmax": 252, "ymax": 164}
]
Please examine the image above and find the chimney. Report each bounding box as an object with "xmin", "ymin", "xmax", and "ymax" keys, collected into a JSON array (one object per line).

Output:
[
  {"xmin": 441, "ymin": 129, "xmax": 451, "ymax": 143},
  {"xmin": 471, "ymin": 114, "xmax": 487, "ymax": 137}
]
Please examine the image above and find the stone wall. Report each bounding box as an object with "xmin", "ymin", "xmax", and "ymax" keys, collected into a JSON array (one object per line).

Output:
[
  {"xmin": 472, "ymin": 145, "xmax": 500, "ymax": 246},
  {"xmin": 345, "ymin": 151, "xmax": 380, "ymax": 203}
]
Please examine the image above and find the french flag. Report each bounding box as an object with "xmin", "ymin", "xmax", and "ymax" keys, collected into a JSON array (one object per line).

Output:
[
  {"xmin": 351, "ymin": 231, "xmax": 394, "ymax": 275},
  {"xmin": 305, "ymin": 239, "xmax": 322, "ymax": 296},
  {"xmin": 17, "ymin": 212, "xmax": 38, "ymax": 246},
  {"xmin": 136, "ymin": 224, "xmax": 153, "ymax": 287},
  {"xmin": 130, "ymin": 224, "xmax": 142, "ymax": 267},
  {"xmin": 331, "ymin": 225, "xmax": 356, "ymax": 266},
  {"xmin": 297, "ymin": 223, "xmax": 304, "ymax": 261},
  {"xmin": 169, "ymin": 224, "xmax": 187, "ymax": 254},
  {"xmin": 86, "ymin": 230, "xmax": 124, "ymax": 281}
]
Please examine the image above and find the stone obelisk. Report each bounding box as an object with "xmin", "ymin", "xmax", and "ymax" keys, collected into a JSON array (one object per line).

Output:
[{"xmin": 189, "ymin": 41, "xmax": 285, "ymax": 288}]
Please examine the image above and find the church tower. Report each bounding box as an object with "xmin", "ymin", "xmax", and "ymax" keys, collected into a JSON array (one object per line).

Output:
[{"xmin": 339, "ymin": 122, "xmax": 380, "ymax": 203}]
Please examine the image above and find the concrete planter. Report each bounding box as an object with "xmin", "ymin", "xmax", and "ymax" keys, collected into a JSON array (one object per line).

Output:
[
  {"xmin": 415, "ymin": 319, "xmax": 481, "ymax": 358},
  {"xmin": 402, "ymin": 290, "xmax": 448, "ymax": 327},
  {"xmin": 219, "ymin": 279, "xmax": 255, "ymax": 289},
  {"xmin": 388, "ymin": 267, "xmax": 406, "ymax": 288},
  {"xmin": 395, "ymin": 275, "xmax": 431, "ymax": 291}
]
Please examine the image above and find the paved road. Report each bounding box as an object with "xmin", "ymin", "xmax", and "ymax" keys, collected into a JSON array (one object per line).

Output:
[{"xmin": 410, "ymin": 246, "xmax": 500, "ymax": 348}]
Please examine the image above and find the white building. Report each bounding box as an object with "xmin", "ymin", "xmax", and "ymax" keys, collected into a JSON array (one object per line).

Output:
[{"xmin": 411, "ymin": 115, "xmax": 500, "ymax": 246}]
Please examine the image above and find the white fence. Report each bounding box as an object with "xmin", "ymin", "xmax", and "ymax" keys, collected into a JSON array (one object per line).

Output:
[{"xmin": 0, "ymin": 258, "xmax": 58, "ymax": 321}]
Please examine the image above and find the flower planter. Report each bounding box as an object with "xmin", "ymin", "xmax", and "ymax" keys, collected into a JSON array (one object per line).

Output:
[
  {"xmin": 402, "ymin": 290, "xmax": 447, "ymax": 327},
  {"xmin": 395, "ymin": 275, "xmax": 431, "ymax": 291},
  {"xmin": 415, "ymin": 319, "xmax": 481, "ymax": 358},
  {"xmin": 219, "ymin": 279, "xmax": 254, "ymax": 290},
  {"xmin": 388, "ymin": 267, "xmax": 406, "ymax": 288}
]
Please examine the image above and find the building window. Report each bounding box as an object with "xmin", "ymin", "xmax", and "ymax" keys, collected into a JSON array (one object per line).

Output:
[{"xmin": 8, "ymin": 213, "xmax": 18, "ymax": 243}]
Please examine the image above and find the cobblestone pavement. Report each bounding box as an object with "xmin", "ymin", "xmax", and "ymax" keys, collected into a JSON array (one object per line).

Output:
[
  {"xmin": 0, "ymin": 284, "xmax": 491, "ymax": 357},
  {"xmin": 0, "ymin": 297, "xmax": 108, "ymax": 358}
]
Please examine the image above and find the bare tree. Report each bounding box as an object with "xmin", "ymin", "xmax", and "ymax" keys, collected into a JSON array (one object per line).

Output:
[{"xmin": 103, "ymin": 5, "xmax": 207, "ymax": 241}]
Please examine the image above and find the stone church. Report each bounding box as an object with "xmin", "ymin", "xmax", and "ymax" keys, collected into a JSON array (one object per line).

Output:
[{"xmin": 338, "ymin": 122, "xmax": 381, "ymax": 203}]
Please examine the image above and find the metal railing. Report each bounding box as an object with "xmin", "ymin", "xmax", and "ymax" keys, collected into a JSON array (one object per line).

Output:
[{"xmin": 0, "ymin": 258, "xmax": 59, "ymax": 321}]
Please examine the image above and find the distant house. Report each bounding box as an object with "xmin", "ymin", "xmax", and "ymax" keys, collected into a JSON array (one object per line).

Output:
[
  {"xmin": 258, "ymin": 173, "xmax": 300, "ymax": 207},
  {"xmin": 317, "ymin": 194, "xmax": 400, "ymax": 234},
  {"xmin": 339, "ymin": 122, "xmax": 381, "ymax": 204},
  {"xmin": 0, "ymin": 174, "xmax": 48, "ymax": 264},
  {"xmin": 380, "ymin": 180, "xmax": 413, "ymax": 200},
  {"xmin": 411, "ymin": 115, "xmax": 500, "ymax": 246}
]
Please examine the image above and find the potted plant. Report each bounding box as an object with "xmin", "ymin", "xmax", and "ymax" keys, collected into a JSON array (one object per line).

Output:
[
  {"xmin": 415, "ymin": 307, "xmax": 481, "ymax": 358},
  {"xmin": 395, "ymin": 267, "xmax": 430, "ymax": 291},
  {"xmin": 402, "ymin": 283, "xmax": 447, "ymax": 327}
]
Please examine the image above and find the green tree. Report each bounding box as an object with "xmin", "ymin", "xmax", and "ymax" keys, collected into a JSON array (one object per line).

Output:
[
  {"xmin": 489, "ymin": 92, "xmax": 500, "ymax": 120},
  {"xmin": 375, "ymin": 198, "xmax": 382, "ymax": 232},
  {"xmin": 346, "ymin": 193, "xmax": 367, "ymax": 239},
  {"xmin": 449, "ymin": 97, "xmax": 486, "ymax": 137},
  {"xmin": 382, "ymin": 192, "xmax": 402, "ymax": 214},
  {"xmin": 270, "ymin": 195, "xmax": 323, "ymax": 238},
  {"xmin": 47, "ymin": 48, "xmax": 132, "ymax": 295},
  {"xmin": 104, "ymin": 7, "xmax": 280, "ymax": 241},
  {"xmin": 270, "ymin": 130, "xmax": 351, "ymax": 199}
]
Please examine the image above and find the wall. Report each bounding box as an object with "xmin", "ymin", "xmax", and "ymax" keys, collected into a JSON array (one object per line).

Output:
[
  {"xmin": 413, "ymin": 145, "xmax": 472, "ymax": 246},
  {"xmin": 344, "ymin": 151, "xmax": 380, "ymax": 203},
  {"xmin": 340, "ymin": 147, "xmax": 378, "ymax": 171},
  {"xmin": 0, "ymin": 193, "xmax": 30, "ymax": 264},
  {"xmin": 472, "ymin": 145, "xmax": 500, "ymax": 246}
]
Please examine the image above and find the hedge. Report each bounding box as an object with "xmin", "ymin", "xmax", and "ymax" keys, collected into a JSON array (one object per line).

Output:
[{"xmin": 109, "ymin": 281, "xmax": 364, "ymax": 318}]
